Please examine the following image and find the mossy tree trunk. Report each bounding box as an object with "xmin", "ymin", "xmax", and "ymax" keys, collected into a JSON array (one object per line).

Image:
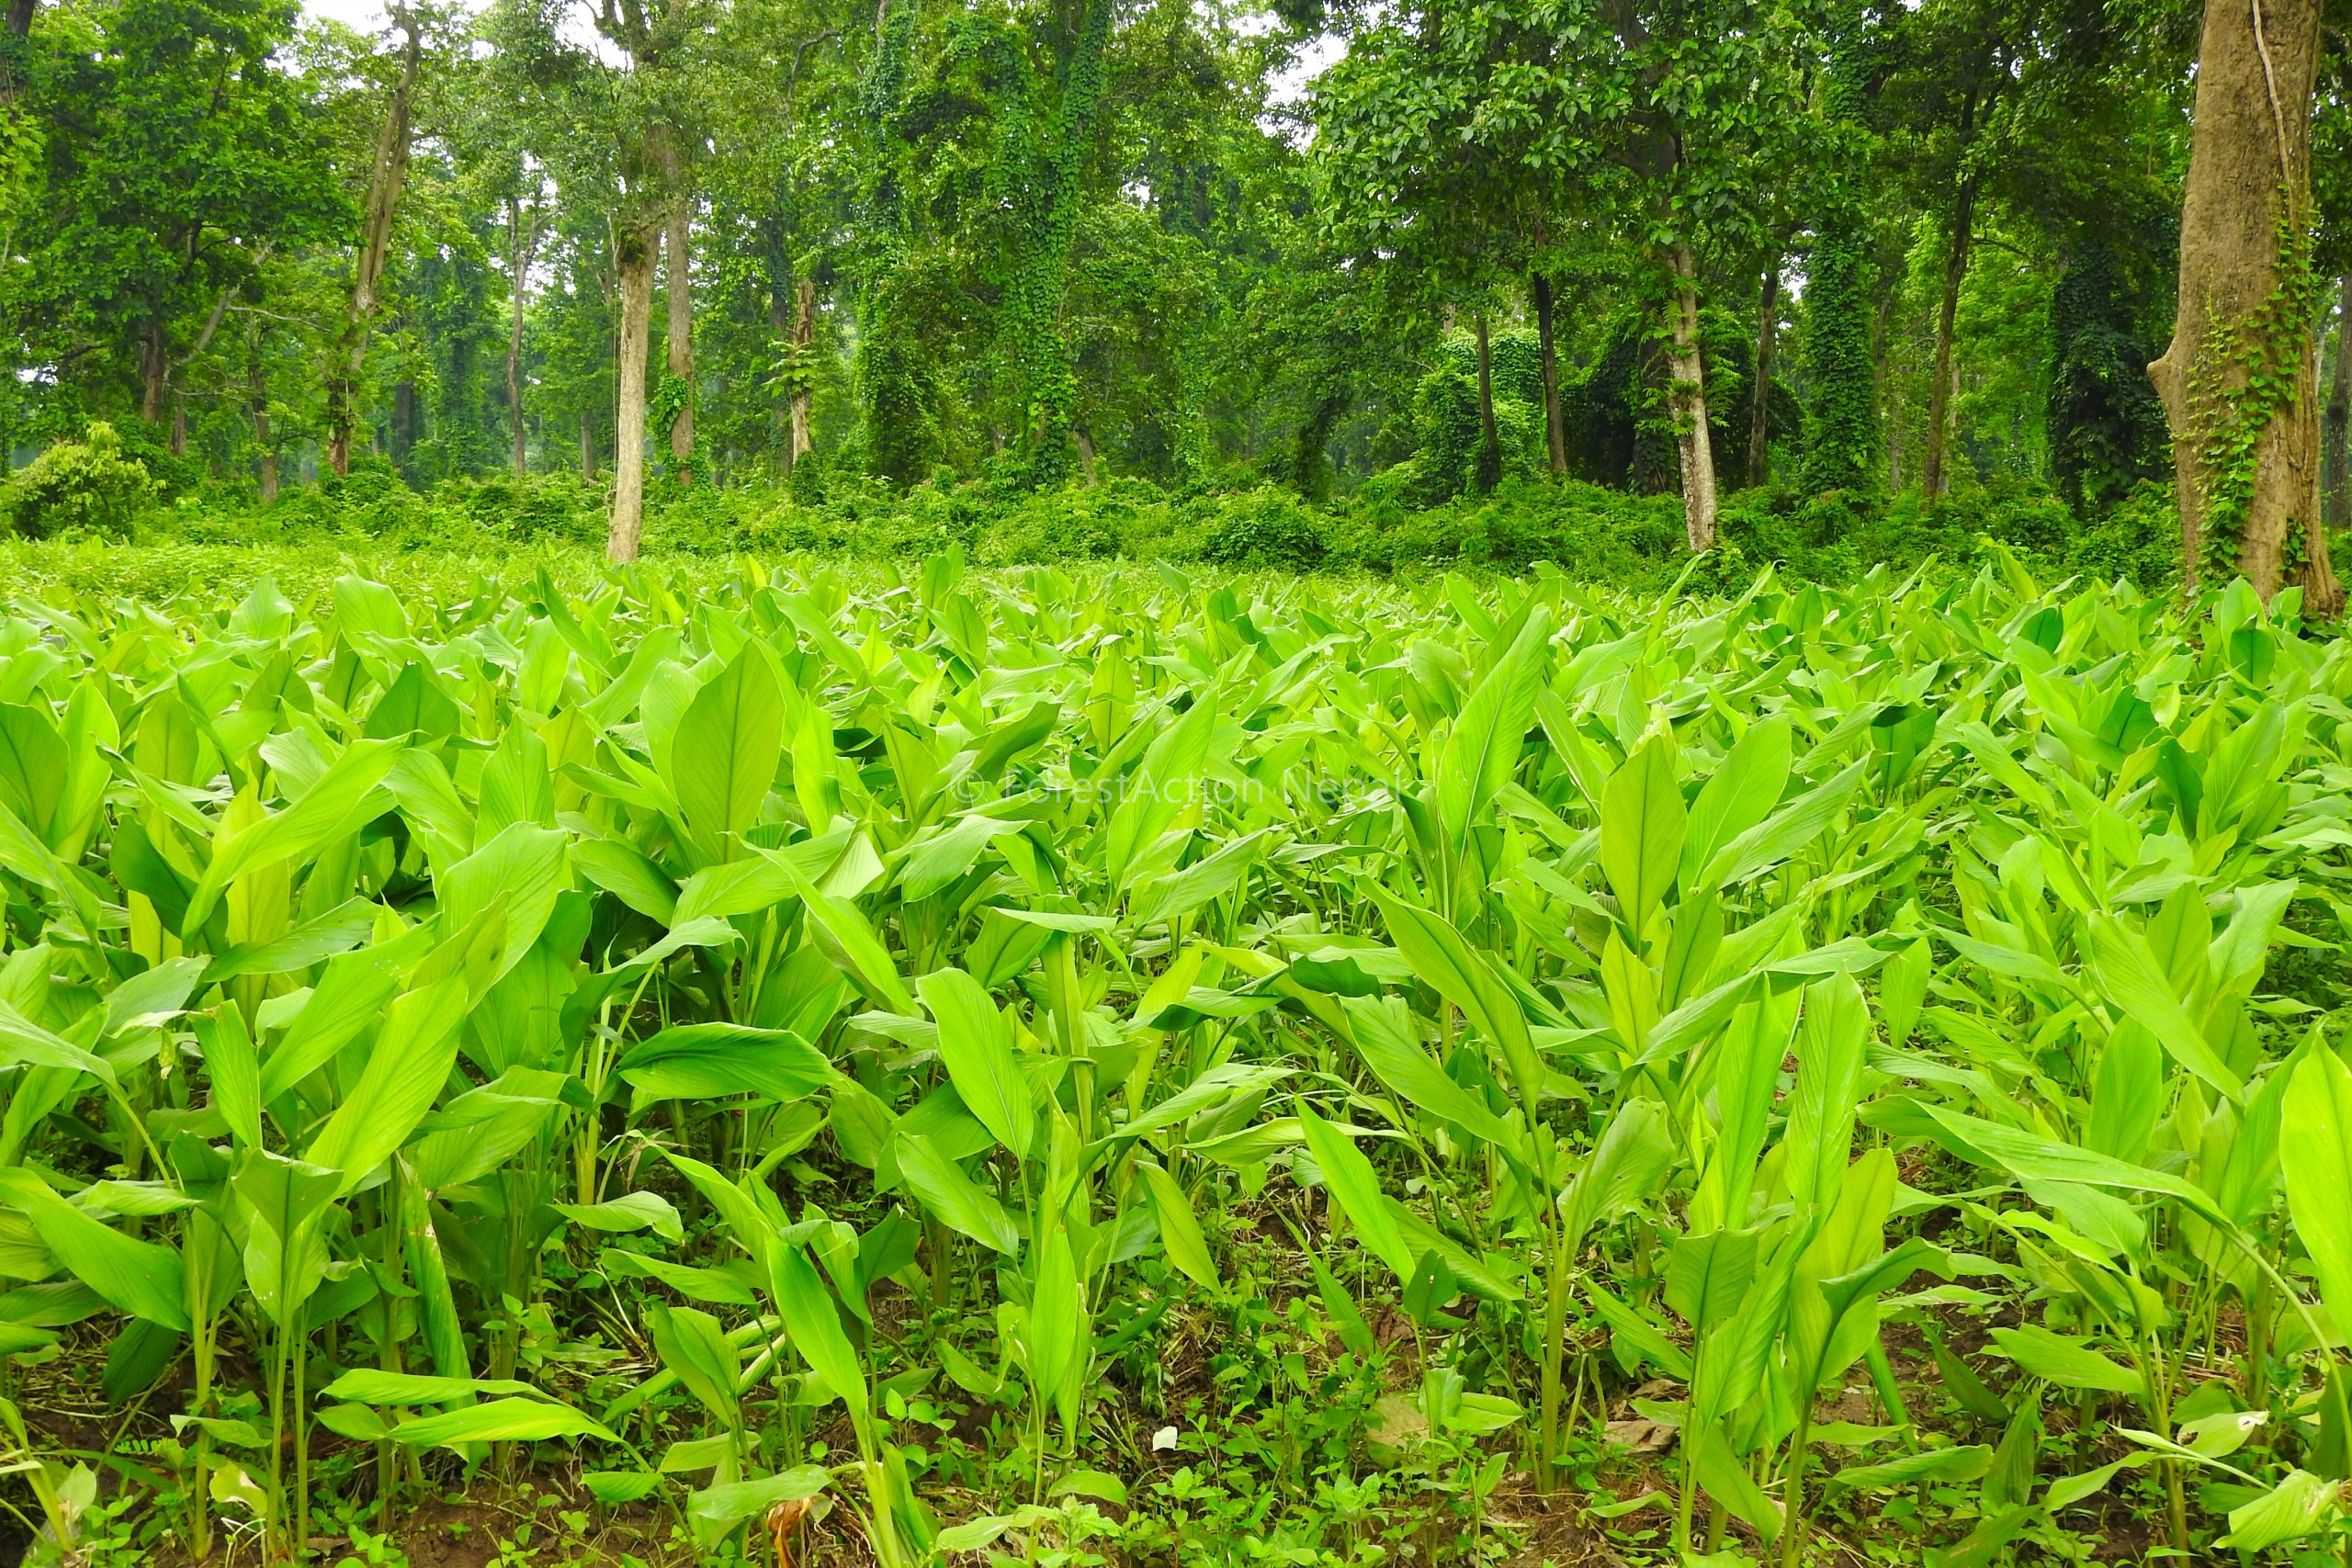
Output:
[{"xmin": 2148, "ymin": 0, "xmax": 2343, "ymax": 615}]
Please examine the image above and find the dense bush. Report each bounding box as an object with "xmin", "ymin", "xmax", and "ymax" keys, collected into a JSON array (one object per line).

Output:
[
  {"xmin": 3, "ymin": 421, "xmax": 159, "ymax": 538},
  {"xmin": 20, "ymin": 429, "xmax": 2219, "ymax": 592}
]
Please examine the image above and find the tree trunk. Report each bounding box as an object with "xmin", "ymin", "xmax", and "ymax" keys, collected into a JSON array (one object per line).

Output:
[
  {"xmin": 2149, "ymin": 0, "xmax": 2342, "ymax": 614},
  {"xmin": 1074, "ymin": 423, "xmax": 1099, "ymax": 485},
  {"xmin": 507, "ymin": 197, "xmax": 540, "ymax": 476},
  {"xmin": 1666, "ymin": 241, "xmax": 1719, "ymax": 551},
  {"xmin": 789, "ymin": 276, "xmax": 815, "ymax": 468},
  {"xmin": 170, "ymin": 393, "xmax": 187, "ymax": 457},
  {"xmin": 769, "ymin": 274, "xmax": 793, "ymax": 470},
  {"xmin": 326, "ymin": 7, "xmax": 421, "ymax": 479},
  {"xmin": 581, "ymin": 409, "xmax": 597, "ymax": 480},
  {"xmin": 247, "ymin": 327, "xmax": 278, "ymax": 504},
  {"xmin": 1748, "ymin": 259, "xmax": 1779, "ymax": 487},
  {"xmin": 1921, "ymin": 178, "xmax": 1975, "ymax": 501},
  {"xmin": 608, "ymin": 220, "xmax": 657, "ymax": 563},
  {"xmin": 1473, "ymin": 310, "xmax": 1501, "ymax": 492},
  {"xmin": 3, "ymin": 0, "xmax": 39, "ymax": 106},
  {"xmin": 662, "ymin": 183, "xmax": 694, "ymax": 485},
  {"xmin": 1531, "ymin": 271, "xmax": 1566, "ymax": 475},
  {"xmin": 393, "ymin": 378, "xmax": 420, "ymax": 467},
  {"xmin": 2325, "ymin": 273, "xmax": 2352, "ymax": 529},
  {"xmin": 141, "ymin": 320, "xmax": 168, "ymax": 424}
]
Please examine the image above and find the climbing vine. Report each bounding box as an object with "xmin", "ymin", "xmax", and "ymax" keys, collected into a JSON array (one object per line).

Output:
[
  {"xmin": 854, "ymin": 0, "xmax": 938, "ymax": 485},
  {"xmin": 1800, "ymin": 5, "xmax": 1878, "ymax": 498},
  {"xmin": 956, "ymin": 0, "xmax": 1112, "ymax": 488},
  {"xmin": 649, "ymin": 372, "xmax": 693, "ymax": 473},
  {"xmin": 2183, "ymin": 194, "xmax": 2323, "ymax": 582}
]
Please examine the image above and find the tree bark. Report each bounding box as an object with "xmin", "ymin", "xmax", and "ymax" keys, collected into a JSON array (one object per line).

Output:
[
  {"xmin": 326, "ymin": 7, "xmax": 421, "ymax": 479},
  {"xmin": 662, "ymin": 185, "xmax": 694, "ymax": 484},
  {"xmin": 2148, "ymin": 0, "xmax": 2343, "ymax": 614},
  {"xmin": 2, "ymin": 0, "xmax": 38, "ymax": 106},
  {"xmin": 608, "ymin": 220, "xmax": 657, "ymax": 563},
  {"xmin": 1666, "ymin": 241, "xmax": 1718, "ymax": 551},
  {"xmin": 1473, "ymin": 310, "xmax": 1501, "ymax": 492},
  {"xmin": 507, "ymin": 196, "xmax": 541, "ymax": 476},
  {"xmin": 1920, "ymin": 177, "xmax": 1975, "ymax": 501},
  {"xmin": 1074, "ymin": 423, "xmax": 1099, "ymax": 485},
  {"xmin": 248, "ymin": 333, "xmax": 278, "ymax": 505},
  {"xmin": 581, "ymin": 409, "xmax": 597, "ymax": 480},
  {"xmin": 1747, "ymin": 259, "xmax": 1779, "ymax": 488},
  {"xmin": 2325, "ymin": 273, "xmax": 2352, "ymax": 529},
  {"xmin": 141, "ymin": 320, "xmax": 168, "ymax": 424},
  {"xmin": 1531, "ymin": 271, "xmax": 1566, "ymax": 475},
  {"xmin": 789, "ymin": 276, "xmax": 816, "ymax": 468}
]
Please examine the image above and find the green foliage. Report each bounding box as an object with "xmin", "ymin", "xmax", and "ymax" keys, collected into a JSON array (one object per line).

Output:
[
  {"xmin": 0, "ymin": 542, "xmax": 2344, "ymax": 1568},
  {"xmin": 2049, "ymin": 239, "xmax": 2171, "ymax": 516},
  {"xmin": 1199, "ymin": 484, "xmax": 1328, "ymax": 570},
  {"xmin": 3, "ymin": 421, "xmax": 158, "ymax": 538}
]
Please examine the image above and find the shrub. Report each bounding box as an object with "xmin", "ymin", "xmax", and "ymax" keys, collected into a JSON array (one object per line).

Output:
[
  {"xmin": 1201, "ymin": 485, "xmax": 1329, "ymax": 570},
  {"xmin": 4, "ymin": 422, "xmax": 160, "ymax": 538}
]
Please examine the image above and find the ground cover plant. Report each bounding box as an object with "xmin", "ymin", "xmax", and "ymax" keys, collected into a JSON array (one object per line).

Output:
[{"xmin": 0, "ymin": 547, "xmax": 2349, "ymax": 1568}]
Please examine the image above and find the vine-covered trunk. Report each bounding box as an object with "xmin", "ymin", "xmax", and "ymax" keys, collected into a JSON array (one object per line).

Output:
[
  {"xmin": 1005, "ymin": 0, "xmax": 1112, "ymax": 485},
  {"xmin": 661, "ymin": 155, "xmax": 695, "ymax": 484},
  {"xmin": 608, "ymin": 220, "xmax": 657, "ymax": 563},
  {"xmin": 1802, "ymin": 0, "xmax": 1876, "ymax": 495},
  {"xmin": 1921, "ymin": 177, "xmax": 1974, "ymax": 500},
  {"xmin": 1473, "ymin": 310, "xmax": 1501, "ymax": 492},
  {"xmin": 326, "ymin": 8, "xmax": 420, "ymax": 479},
  {"xmin": 1748, "ymin": 260, "xmax": 1778, "ymax": 487},
  {"xmin": 790, "ymin": 277, "xmax": 816, "ymax": 467},
  {"xmin": 1532, "ymin": 271, "xmax": 1566, "ymax": 474},
  {"xmin": 2325, "ymin": 274, "xmax": 2351, "ymax": 528},
  {"xmin": 2148, "ymin": 0, "xmax": 2341, "ymax": 614},
  {"xmin": 1667, "ymin": 242, "xmax": 1718, "ymax": 550}
]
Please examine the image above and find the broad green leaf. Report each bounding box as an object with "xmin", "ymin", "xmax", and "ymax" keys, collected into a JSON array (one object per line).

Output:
[
  {"xmin": 1598, "ymin": 736, "xmax": 1684, "ymax": 932},
  {"xmin": 918, "ymin": 967, "xmax": 1033, "ymax": 1159},
  {"xmin": 670, "ymin": 641, "xmax": 786, "ymax": 863}
]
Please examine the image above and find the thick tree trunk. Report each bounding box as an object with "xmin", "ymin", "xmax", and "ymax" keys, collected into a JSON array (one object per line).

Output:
[
  {"xmin": 3, "ymin": 0, "xmax": 38, "ymax": 105},
  {"xmin": 507, "ymin": 197, "xmax": 539, "ymax": 476},
  {"xmin": 1532, "ymin": 271, "xmax": 1566, "ymax": 475},
  {"xmin": 608, "ymin": 220, "xmax": 657, "ymax": 563},
  {"xmin": 326, "ymin": 8, "xmax": 421, "ymax": 479},
  {"xmin": 1074, "ymin": 423, "xmax": 1099, "ymax": 485},
  {"xmin": 170, "ymin": 394, "xmax": 187, "ymax": 457},
  {"xmin": 2149, "ymin": 0, "xmax": 2342, "ymax": 614},
  {"xmin": 662, "ymin": 184, "xmax": 694, "ymax": 484},
  {"xmin": 1748, "ymin": 260, "xmax": 1779, "ymax": 487},
  {"xmin": 1666, "ymin": 241, "xmax": 1718, "ymax": 551},
  {"xmin": 1921, "ymin": 179, "xmax": 1974, "ymax": 501},
  {"xmin": 789, "ymin": 277, "xmax": 815, "ymax": 468},
  {"xmin": 2326, "ymin": 273, "xmax": 2352, "ymax": 529},
  {"xmin": 1473, "ymin": 310, "xmax": 1501, "ymax": 492}
]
